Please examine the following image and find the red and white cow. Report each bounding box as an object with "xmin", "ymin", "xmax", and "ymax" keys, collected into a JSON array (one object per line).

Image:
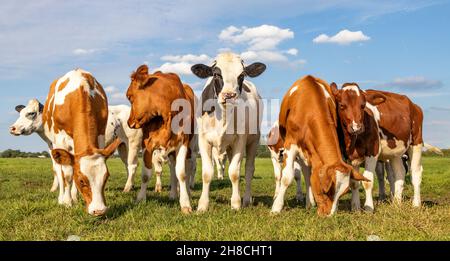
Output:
[
  {"xmin": 42, "ymin": 69, "xmax": 121, "ymax": 216},
  {"xmin": 330, "ymin": 82, "xmax": 424, "ymax": 210},
  {"xmin": 10, "ymin": 101, "xmax": 143, "ymax": 194},
  {"xmin": 272, "ymin": 75, "xmax": 367, "ymax": 216},
  {"xmin": 126, "ymin": 65, "xmax": 196, "ymax": 214}
]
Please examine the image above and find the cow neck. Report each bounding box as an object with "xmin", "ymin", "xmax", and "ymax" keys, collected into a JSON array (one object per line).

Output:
[
  {"xmin": 72, "ymin": 114, "xmax": 100, "ymax": 155},
  {"xmin": 36, "ymin": 125, "xmax": 52, "ymax": 147}
]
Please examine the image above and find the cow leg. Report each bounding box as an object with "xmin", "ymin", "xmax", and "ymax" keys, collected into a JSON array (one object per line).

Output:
[
  {"xmin": 212, "ymin": 148, "xmax": 224, "ymax": 180},
  {"xmin": 124, "ymin": 142, "xmax": 139, "ymax": 193},
  {"xmin": 300, "ymin": 162, "xmax": 315, "ymax": 208},
  {"xmin": 390, "ymin": 157, "xmax": 406, "ymax": 204},
  {"xmin": 271, "ymin": 157, "xmax": 282, "ymax": 199},
  {"xmin": 137, "ymin": 149, "xmax": 153, "ymax": 202},
  {"xmin": 188, "ymin": 150, "xmax": 197, "ymax": 191},
  {"xmin": 175, "ymin": 144, "xmax": 192, "ymax": 214},
  {"xmin": 294, "ymin": 162, "xmax": 304, "ymax": 202},
  {"xmin": 61, "ymin": 164, "xmax": 73, "ymax": 207},
  {"xmin": 362, "ymin": 157, "xmax": 377, "ymax": 212},
  {"xmin": 50, "ymin": 172, "xmax": 58, "ymax": 192},
  {"xmin": 55, "ymin": 165, "xmax": 65, "ymax": 205},
  {"xmin": 243, "ymin": 139, "xmax": 257, "ymax": 207},
  {"xmin": 271, "ymin": 146, "xmax": 296, "ymax": 213},
  {"xmin": 168, "ymin": 154, "xmax": 178, "ymax": 200},
  {"xmin": 152, "ymin": 153, "xmax": 163, "ymax": 193},
  {"xmin": 350, "ymin": 165, "xmax": 361, "ymax": 211},
  {"xmin": 409, "ymin": 144, "xmax": 423, "ymax": 207},
  {"xmin": 197, "ymin": 139, "xmax": 213, "ymax": 212},
  {"xmin": 375, "ymin": 161, "xmax": 386, "ymax": 201},
  {"xmin": 70, "ymin": 180, "xmax": 78, "ymax": 203},
  {"xmin": 385, "ymin": 161, "xmax": 396, "ymax": 200},
  {"xmin": 228, "ymin": 143, "xmax": 244, "ymax": 210}
]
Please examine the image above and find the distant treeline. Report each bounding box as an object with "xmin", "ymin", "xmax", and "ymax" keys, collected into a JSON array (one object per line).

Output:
[
  {"xmin": 0, "ymin": 149, "xmax": 50, "ymax": 158},
  {"xmin": 1, "ymin": 147, "xmax": 447, "ymax": 158}
]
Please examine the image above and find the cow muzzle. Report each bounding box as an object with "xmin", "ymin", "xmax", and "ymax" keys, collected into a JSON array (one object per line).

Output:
[
  {"xmin": 348, "ymin": 122, "xmax": 364, "ymax": 135},
  {"xmin": 9, "ymin": 125, "xmax": 22, "ymax": 136},
  {"xmin": 220, "ymin": 92, "xmax": 237, "ymax": 104}
]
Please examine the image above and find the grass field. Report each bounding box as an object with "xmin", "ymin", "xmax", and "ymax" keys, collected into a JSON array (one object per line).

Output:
[{"xmin": 0, "ymin": 157, "xmax": 449, "ymax": 241}]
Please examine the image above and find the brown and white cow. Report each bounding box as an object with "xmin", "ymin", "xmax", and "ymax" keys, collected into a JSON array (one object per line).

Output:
[
  {"xmin": 42, "ymin": 69, "xmax": 121, "ymax": 216},
  {"xmin": 126, "ymin": 65, "xmax": 196, "ymax": 214},
  {"xmin": 271, "ymin": 75, "xmax": 367, "ymax": 216},
  {"xmin": 330, "ymin": 82, "xmax": 424, "ymax": 210},
  {"xmin": 267, "ymin": 121, "xmax": 315, "ymax": 207},
  {"xmin": 191, "ymin": 52, "xmax": 265, "ymax": 212}
]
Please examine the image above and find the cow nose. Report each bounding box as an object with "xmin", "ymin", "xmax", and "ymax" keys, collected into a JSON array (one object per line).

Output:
[
  {"xmin": 9, "ymin": 126, "xmax": 16, "ymax": 133},
  {"xmin": 351, "ymin": 121, "xmax": 361, "ymax": 133},
  {"xmin": 223, "ymin": 92, "xmax": 237, "ymax": 100},
  {"xmin": 92, "ymin": 208, "xmax": 107, "ymax": 216}
]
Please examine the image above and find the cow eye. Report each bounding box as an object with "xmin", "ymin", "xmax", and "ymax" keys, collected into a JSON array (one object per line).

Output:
[
  {"xmin": 361, "ymin": 104, "xmax": 365, "ymax": 109},
  {"xmin": 340, "ymin": 104, "xmax": 346, "ymax": 110},
  {"xmin": 79, "ymin": 179, "xmax": 87, "ymax": 188},
  {"xmin": 27, "ymin": 112, "xmax": 36, "ymax": 118},
  {"xmin": 213, "ymin": 72, "xmax": 222, "ymax": 78}
]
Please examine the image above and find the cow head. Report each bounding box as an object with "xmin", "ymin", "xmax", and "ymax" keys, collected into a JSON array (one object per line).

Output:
[
  {"xmin": 312, "ymin": 163, "xmax": 368, "ymax": 216},
  {"xmin": 331, "ymin": 82, "xmax": 386, "ymax": 135},
  {"xmin": 9, "ymin": 99, "xmax": 44, "ymax": 136},
  {"xmin": 51, "ymin": 138, "xmax": 122, "ymax": 216},
  {"xmin": 267, "ymin": 122, "xmax": 284, "ymax": 163},
  {"xmin": 126, "ymin": 64, "xmax": 160, "ymax": 129},
  {"xmin": 191, "ymin": 52, "xmax": 266, "ymax": 111}
]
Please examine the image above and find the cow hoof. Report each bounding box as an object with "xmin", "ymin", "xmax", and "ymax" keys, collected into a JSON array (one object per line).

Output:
[
  {"xmin": 295, "ymin": 195, "xmax": 304, "ymax": 202},
  {"xmin": 181, "ymin": 207, "xmax": 192, "ymax": 214},
  {"xmin": 231, "ymin": 201, "xmax": 241, "ymax": 210},
  {"xmin": 169, "ymin": 192, "xmax": 177, "ymax": 200},
  {"xmin": 197, "ymin": 205, "xmax": 208, "ymax": 213},
  {"xmin": 217, "ymin": 175, "xmax": 224, "ymax": 180},
  {"xmin": 136, "ymin": 192, "xmax": 147, "ymax": 202},
  {"xmin": 50, "ymin": 187, "xmax": 58, "ymax": 193},
  {"xmin": 270, "ymin": 209, "xmax": 281, "ymax": 215},
  {"xmin": 123, "ymin": 185, "xmax": 133, "ymax": 193},
  {"xmin": 154, "ymin": 186, "xmax": 162, "ymax": 193},
  {"xmin": 364, "ymin": 206, "xmax": 374, "ymax": 213},
  {"xmin": 413, "ymin": 199, "xmax": 421, "ymax": 208},
  {"xmin": 243, "ymin": 197, "xmax": 253, "ymax": 208}
]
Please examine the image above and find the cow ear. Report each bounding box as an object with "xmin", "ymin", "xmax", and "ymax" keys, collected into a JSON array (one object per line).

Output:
[
  {"xmin": 136, "ymin": 64, "xmax": 148, "ymax": 75},
  {"xmin": 330, "ymin": 82, "xmax": 339, "ymax": 97},
  {"xmin": 191, "ymin": 64, "xmax": 213, "ymax": 79},
  {"xmin": 366, "ymin": 92, "xmax": 386, "ymax": 106},
  {"xmin": 51, "ymin": 149, "xmax": 74, "ymax": 165},
  {"xmin": 100, "ymin": 138, "xmax": 122, "ymax": 159},
  {"xmin": 242, "ymin": 83, "xmax": 252, "ymax": 93},
  {"xmin": 319, "ymin": 166, "xmax": 334, "ymax": 194},
  {"xmin": 350, "ymin": 168, "xmax": 369, "ymax": 182},
  {"xmin": 244, "ymin": 62, "xmax": 266, "ymax": 78},
  {"xmin": 15, "ymin": 105, "xmax": 25, "ymax": 113},
  {"xmin": 140, "ymin": 76, "xmax": 159, "ymax": 89},
  {"xmin": 38, "ymin": 102, "xmax": 44, "ymax": 113}
]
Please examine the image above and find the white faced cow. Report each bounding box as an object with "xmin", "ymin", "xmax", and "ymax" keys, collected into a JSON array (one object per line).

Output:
[
  {"xmin": 10, "ymin": 101, "xmax": 144, "ymax": 194},
  {"xmin": 191, "ymin": 52, "xmax": 266, "ymax": 211}
]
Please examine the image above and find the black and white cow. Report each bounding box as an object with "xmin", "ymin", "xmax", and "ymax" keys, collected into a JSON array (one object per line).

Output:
[{"xmin": 191, "ymin": 52, "xmax": 266, "ymax": 211}]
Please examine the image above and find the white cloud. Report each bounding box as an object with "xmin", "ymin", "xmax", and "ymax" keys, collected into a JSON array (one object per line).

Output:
[
  {"xmin": 313, "ymin": 29, "xmax": 370, "ymax": 45},
  {"xmin": 219, "ymin": 24, "xmax": 294, "ymax": 50},
  {"xmin": 104, "ymin": 86, "xmax": 118, "ymax": 93},
  {"xmin": 160, "ymin": 54, "xmax": 212, "ymax": 64},
  {"xmin": 241, "ymin": 50, "xmax": 288, "ymax": 63},
  {"xmin": 286, "ymin": 48, "xmax": 298, "ymax": 56},
  {"xmin": 155, "ymin": 62, "xmax": 192, "ymax": 75},
  {"xmin": 72, "ymin": 48, "xmax": 99, "ymax": 55}
]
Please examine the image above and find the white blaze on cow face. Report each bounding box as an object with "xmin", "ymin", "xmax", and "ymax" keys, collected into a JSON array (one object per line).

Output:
[
  {"xmin": 10, "ymin": 99, "xmax": 43, "ymax": 136},
  {"xmin": 342, "ymin": 85, "xmax": 360, "ymax": 96},
  {"xmin": 214, "ymin": 53, "xmax": 245, "ymax": 105},
  {"xmin": 329, "ymin": 170, "xmax": 350, "ymax": 216},
  {"xmin": 289, "ymin": 86, "xmax": 298, "ymax": 96},
  {"xmin": 79, "ymin": 154, "xmax": 109, "ymax": 216}
]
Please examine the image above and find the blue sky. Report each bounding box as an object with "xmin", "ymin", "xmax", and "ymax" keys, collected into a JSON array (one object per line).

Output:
[{"xmin": 1, "ymin": 0, "xmax": 449, "ymax": 151}]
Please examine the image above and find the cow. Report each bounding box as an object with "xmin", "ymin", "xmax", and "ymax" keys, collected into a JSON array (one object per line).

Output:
[
  {"xmin": 126, "ymin": 64, "xmax": 196, "ymax": 214},
  {"xmin": 41, "ymin": 69, "xmax": 121, "ymax": 216},
  {"xmin": 267, "ymin": 121, "xmax": 315, "ymax": 207},
  {"xmin": 271, "ymin": 75, "xmax": 367, "ymax": 216},
  {"xmin": 330, "ymin": 82, "xmax": 424, "ymax": 211},
  {"xmin": 10, "ymin": 101, "xmax": 143, "ymax": 193},
  {"xmin": 191, "ymin": 52, "xmax": 266, "ymax": 211}
]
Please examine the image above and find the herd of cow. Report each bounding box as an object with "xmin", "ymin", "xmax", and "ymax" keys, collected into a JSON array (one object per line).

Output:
[{"xmin": 9, "ymin": 52, "xmax": 441, "ymax": 217}]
